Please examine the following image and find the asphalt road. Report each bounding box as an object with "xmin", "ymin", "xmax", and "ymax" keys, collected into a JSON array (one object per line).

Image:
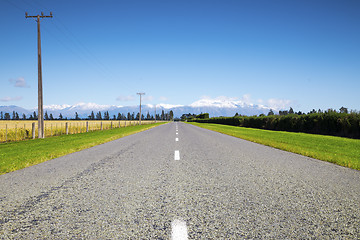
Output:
[{"xmin": 1, "ymin": 122, "xmax": 359, "ymax": 239}]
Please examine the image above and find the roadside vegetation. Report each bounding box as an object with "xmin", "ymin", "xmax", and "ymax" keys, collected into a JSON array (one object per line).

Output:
[
  {"xmin": 189, "ymin": 122, "xmax": 360, "ymax": 171},
  {"xmin": 0, "ymin": 123, "xmax": 165, "ymax": 175},
  {"xmin": 188, "ymin": 108, "xmax": 360, "ymax": 139}
]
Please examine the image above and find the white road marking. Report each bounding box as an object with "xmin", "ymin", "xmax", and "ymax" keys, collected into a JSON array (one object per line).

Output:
[
  {"xmin": 175, "ymin": 138, "xmax": 179, "ymax": 141},
  {"xmin": 176, "ymin": 132, "xmax": 178, "ymax": 135},
  {"xmin": 171, "ymin": 219, "xmax": 188, "ymax": 240},
  {"xmin": 174, "ymin": 150, "xmax": 180, "ymax": 160}
]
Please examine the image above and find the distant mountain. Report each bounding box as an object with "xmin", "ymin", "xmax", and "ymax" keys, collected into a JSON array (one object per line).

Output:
[
  {"xmin": 0, "ymin": 105, "xmax": 31, "ymax": 116},
  {"xmin": 0, "ymin": 98, "xmax": 273, "ymax": 119}
]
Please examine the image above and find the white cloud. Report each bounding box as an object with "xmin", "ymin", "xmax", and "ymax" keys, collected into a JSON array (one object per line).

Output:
[
  {"xmin": 116, "ymin": 95, "xmax": 135, "ymax": 101},
  {"xmin": 143, "ymin": 95, "xmax": 154, "ymax": 101},
  {"xmin": 9, "ymin": 77, "xmax": 30, "ymax": 88},
  {"xmin": 0, "ymin": 96, "xmax": 23, "ymax": 102},
  {"xmin": 159, "ymin": 96, "xmax": 168, "ymax": 101},
  {"xmin": 266, "ymin": 98, "xmax": 292, "ymax": 110},
  {"xmin": 240, "ymin": 94, "xmax": 252, "ymax": 105}
]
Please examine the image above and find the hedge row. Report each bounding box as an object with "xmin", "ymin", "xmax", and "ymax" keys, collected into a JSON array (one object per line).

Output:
[{"xmin": 190, "ymin": 111, "xmax": 360, "ymax": 139}]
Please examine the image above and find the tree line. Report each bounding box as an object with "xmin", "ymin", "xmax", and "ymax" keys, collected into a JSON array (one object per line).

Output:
[
  {"xmin": 188, "ymin": 107, "xmax": 360, "ymax": 139},
  {"xmin": 0, "ymin": 110, "xmax": 174, "ymax": 121}
]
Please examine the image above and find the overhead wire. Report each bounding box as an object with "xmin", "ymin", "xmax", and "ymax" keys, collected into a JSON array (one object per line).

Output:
[{"xmin": 10, "ymin": 0, "xmax": 121, "ymax": 85}]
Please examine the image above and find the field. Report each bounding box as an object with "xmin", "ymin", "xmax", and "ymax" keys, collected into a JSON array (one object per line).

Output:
[
  {"xmin": 0, "ymin": 122, "xmax": 165, "ymax": 175},
  {"xmin": 0, "ymin": 120, "xmax": 156, "ymax": 143},
  {"xmin": 189, "ymin": 122, "xmax": 360, "ymax": 171}
]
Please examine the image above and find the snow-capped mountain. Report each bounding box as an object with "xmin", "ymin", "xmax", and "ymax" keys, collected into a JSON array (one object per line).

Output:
[{"xmin": 1, "ymin": 98, "xmax": 273, "ymax": 119}]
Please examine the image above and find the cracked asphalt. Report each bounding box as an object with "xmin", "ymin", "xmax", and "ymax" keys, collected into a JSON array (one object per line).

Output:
[{"xmin": 1, "ymin": 122, "xmax": 359, "ymax": 239}]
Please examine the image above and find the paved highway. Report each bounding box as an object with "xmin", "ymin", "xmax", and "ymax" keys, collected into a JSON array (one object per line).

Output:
[{"xmin": 1, "ymin": 122, "xmax": 359, "ymax": 239}]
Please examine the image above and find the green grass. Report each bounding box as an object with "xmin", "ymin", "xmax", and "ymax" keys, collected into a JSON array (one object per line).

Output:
[
  {"xmin": 189, "ymin": 122, "xmax": 360, "ymax": 171},
  {"xmin": 0, "ymin": 123, "xmax": 165, "ymax": 175}
]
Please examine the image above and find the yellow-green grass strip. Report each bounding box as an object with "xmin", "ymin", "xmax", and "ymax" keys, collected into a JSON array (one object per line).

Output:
[
  {"xmin": 0, "ymin": 123, "xmax": 165, "ymax": 175},
  {"xmin": 189, "ymin": 122, "xmax": 360, "ymax": 171}
]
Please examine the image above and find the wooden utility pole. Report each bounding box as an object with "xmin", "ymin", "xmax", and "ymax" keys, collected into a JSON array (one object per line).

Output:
[
  {"xmin": 137, "ymin": 93, "xmax": 145, "ymax": 125},
  {"xmin": 25, "ymin": 12, "xmax": 53, "ymax": 138}
]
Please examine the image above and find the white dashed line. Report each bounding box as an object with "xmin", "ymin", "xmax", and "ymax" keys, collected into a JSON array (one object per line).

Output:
[
  {"xmin": 171, "ymin": 219, "xmax": 188, "ymax": 240},
  {"xmin": 174, "ymin": 150, "xmax": 180, "ymax": 160},
  {"xmin": 176, "ymin": 132, "xmax": 178, "ymax": 135},
  {"xmin": 175, "ymin": 138, "xmax": 179, "ymax": 141}
]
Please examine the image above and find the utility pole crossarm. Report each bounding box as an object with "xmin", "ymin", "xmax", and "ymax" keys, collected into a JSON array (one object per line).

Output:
[{"xmin": 25, "ymin": 12, "xmax": 53, "ymax": 19}]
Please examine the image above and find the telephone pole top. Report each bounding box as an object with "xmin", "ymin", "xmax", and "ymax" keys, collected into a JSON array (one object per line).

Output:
[{"xmin": 25, "ymin": 12, "xmax": 53, "ymax": 138}]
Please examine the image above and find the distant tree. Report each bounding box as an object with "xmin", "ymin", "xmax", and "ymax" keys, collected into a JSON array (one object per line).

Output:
[
  {"xmin": 196, "ymin": 113, "xmax": 209, "ymax": 119},
  {"xmin": 279, "ymin": 110, "xmax": 288, "ymax": 116},
  {"xmin": 169, "ymin": 110, "xmax": 174, "ymax": 120},
  {"xmin": 90, "ymin": 111, "xmax": 95, "ymax": 120},
  {"xmin": 49, "ymin": 113, "xmax": 54, "ymax": 120},
  {"xmin": 75, "ymin": 112, "xmax": 80, "ymax": 120},
  {"xmin": 12, "ymin": 111, "xmax": 16, "ymax": 120},
  {"xmin": 0, "ymin": 111, "xmax": 3, "ymax": 120},
  {"xmin": 289, "ymin": 107, "xmax": 294, "ymax": 114},
  {"xmin": 33, "ymin": 111, "xmax": 37, "ymax": 120},
  {"xmin": 117, "ymin": 113, "xmax": 121, "ymax": 120},
  {"xmin": 22, "ymin": 113, "xmax": 27, "ymax": 120},
  {"xmin": 267, "ymin": 109, "xmax": 274, "ymax": 116},
  {"xmin": 29, "ymin": 114, "xmax": 34, "ymax": 120},
  {"xmin": 103, "ymin": 111, "xmax": 110, "ymax": 120},
  {"xmin": 127, "ymin": 112, "xmax": 131, "ymax": 120},
  {"xmin": 44, "ymin": 111, "xmax": 49, "ymax": 120},
  {"xmin": 161, "ymin": 110, "xmax": 165, "ymax": 120},
  {"xmin": 15, "ymin": 112, "xmax": 19, "ymax": 120},
  {"xmin": 309, "ymin": 109, "xmax": 317, "ymax": 114},
  {"xmin": 141, "ymin": 114, "xmax": 145, "ymax": 120},
  {"xmin": 135, "ymin": 112, "xmax": 140, "ymax": 120},
  {"xmin": 131, "ymin": 112, "xmax": 135, "ymax": 120},
  {"xmin": 234, "ymin": 113, "xmax": 239, "ymax": 117},
  {"xmin": 96, "ymin": 111, "xmax": 102, "ymax": 120},
  {"xmin": 339, "ymin": 106, "xmax": 348, "ymax": 114},
  {"xmin": 4, "ymin": 112, "xmax": 11, "ymax": 120},
  {"xmin": 146, "ymin": 112, "xmax": 151, "ymax": 120},
  {"xmin": 59, "ymin": 113, "xmax": 63, "ymax": 120},
  {"xmin": 112, "ymin": 115, "xmax": 116, "ymax": 120},
  {"xmin": 326, "ymin": 108, "xmax": 336, "ymax": 113}
]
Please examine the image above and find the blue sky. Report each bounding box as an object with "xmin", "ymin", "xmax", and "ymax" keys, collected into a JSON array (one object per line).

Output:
[{"xmin": 1, "ymin": 0, "xmax": 359, "ymax": 112}]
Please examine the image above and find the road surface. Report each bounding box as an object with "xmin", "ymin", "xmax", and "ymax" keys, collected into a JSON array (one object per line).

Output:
[{"xmin": 1, "ymin": 122, "xmax": 359, "ymax": 239}]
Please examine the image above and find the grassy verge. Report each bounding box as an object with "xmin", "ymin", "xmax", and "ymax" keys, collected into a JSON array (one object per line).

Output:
[
  {"xmin": 0, "ymin": 123, "xmax": 165, "ymax": 175},
  {"xmin": 189, "ymin": 122, "xmax": 360, "ymax": 171}
]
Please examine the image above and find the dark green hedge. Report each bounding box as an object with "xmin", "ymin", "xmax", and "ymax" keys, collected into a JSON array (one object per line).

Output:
[{"xmin": 190, "ymin": 112, "xmax": 360, "ymax": 139}]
